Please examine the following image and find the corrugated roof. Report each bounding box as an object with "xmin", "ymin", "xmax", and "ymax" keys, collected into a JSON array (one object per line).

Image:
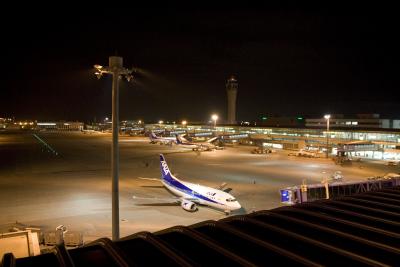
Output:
[{"xmin": 2, "ymin": 186, "xmax": 399, "ymax": 266}]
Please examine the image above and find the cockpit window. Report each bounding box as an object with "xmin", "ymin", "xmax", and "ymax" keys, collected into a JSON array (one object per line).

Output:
[{"xmin": 226, "ymin": 198, "xmax": 236, "ymax": 202}]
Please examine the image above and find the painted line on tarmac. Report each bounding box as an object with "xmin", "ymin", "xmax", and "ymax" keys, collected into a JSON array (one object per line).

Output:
[{"xmin": 32, "ymin": 134, "xmax": 59, "ymax": 155}]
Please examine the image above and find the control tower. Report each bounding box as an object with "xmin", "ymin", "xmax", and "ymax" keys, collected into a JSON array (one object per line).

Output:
[{"xmin": 226, "ymin": 76, "xmax": 238, "ymax": 124}]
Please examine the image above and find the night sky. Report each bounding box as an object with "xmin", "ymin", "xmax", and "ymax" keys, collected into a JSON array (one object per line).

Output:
[{"xmin": 2, "ymin": 6, "xmax": 400, "ymax": 123}]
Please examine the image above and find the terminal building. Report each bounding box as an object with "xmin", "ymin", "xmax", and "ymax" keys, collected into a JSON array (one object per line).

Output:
[
  {"xmin": 146, "ymin": 122, "xmax": 400, "ymax": 161},
  {"xmin": 0, "ymin": 118, "xmax": 84, "ymax": 131},
  {"xmin": 256, "ymin": 116, "xmax": 306, "ymax": 128},
  {"xmin": 306, "ymin": 114, "xmax": 400, "ymax": 129},
  {"xmin": 36, "ymin": 121, "xmax": 84, "ymax": 131}
]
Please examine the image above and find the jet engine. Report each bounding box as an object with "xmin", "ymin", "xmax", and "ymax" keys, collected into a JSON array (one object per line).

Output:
[{"xmin": 181, "ymin": 200, "xmax": 197, "ymax": 212}]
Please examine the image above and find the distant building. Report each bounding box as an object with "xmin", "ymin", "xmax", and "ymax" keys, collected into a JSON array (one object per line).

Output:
[
  {"xmin": 36, "ymin": 121, "xmax": 84, "ymax": 131},
  {"xmin": 147, "ymin": 122, "xmax": 400, "ymax": 160},
  {"xmin": 257, "ymin": 116, "xmax": 306, "ymax": 128},
  {"xmin": 306, "ymin": 114, "xmax": 400, "ymax": 129},
  {"xmin": 0, "ymin": 117, "xmax": 14, "ymax": 129},
  {"xmin": 3, "ymin": 119, "xmax": 36, "ymax": 130},
  {"xmin": 0, "ymin": 118, "xmax": 5, "ymax": 129}
]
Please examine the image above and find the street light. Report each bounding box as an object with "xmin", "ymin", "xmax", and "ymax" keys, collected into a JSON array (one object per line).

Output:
[
  {"xmin": 324, "ymin": 114, "xmax": 331, "ymax": 158},
  {"xmin": 211, "ymin": 114, "xmax": 218, "ymax": 128},
  {"xmin": 94, "ymin": 56, "xmax": 134, "ymax": 241},
  {"xmin": 182, "ymin": 120, "xmax": 187, "ymax": 127}
]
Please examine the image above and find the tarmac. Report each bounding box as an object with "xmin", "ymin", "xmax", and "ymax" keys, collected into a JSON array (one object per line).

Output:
[{"xmin": 0, "ymin": 131, "xmax": 398, "ymax": 242}]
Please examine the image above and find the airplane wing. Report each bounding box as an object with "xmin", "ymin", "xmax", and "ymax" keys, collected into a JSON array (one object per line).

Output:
[
  {"xmin": 134, "ymin": 202, "xmax": 180, "ymax": 206},
  {"xmin": 181, "ymin": 197, "xmax": 200, "ymax": 203},
  {"xmin": 132, "ymin": 195, "xmax": 180, "ymax": 205},
  {"xmin": 132, "ymin": 196, "xmax": 199, "ymax": 205},
  {"xmin": 216, "ymin": 182, "xmax": 233, "ymax": 193},
  {"xmin": 137, "ymin": 177, "xmax": 161, "ymax": 181},
  {"xmin": 223, "ymin": 188, "xmax": 233, "ymax": 193},
  {"xmin": 217, "ymin": 182, "xmax": 228, "ymax": 190}
]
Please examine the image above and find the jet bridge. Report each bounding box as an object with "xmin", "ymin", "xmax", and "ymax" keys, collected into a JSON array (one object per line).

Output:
[
  {"xmin": 337, "ymin": 140, "xmax": 381, "ymax": 153},
  {"xmin": 280, "ymin": 176, "xmax": 400, "ymax": 205}
]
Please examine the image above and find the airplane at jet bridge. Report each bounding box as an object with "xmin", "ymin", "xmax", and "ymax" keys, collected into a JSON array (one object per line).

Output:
[
  {"xmin": 175, "ymin": 134, "xmax": 220, "ymax": 151},
  {"xmin": 148, "ymin": 131, "xmax": 176, "ymax": 145}
]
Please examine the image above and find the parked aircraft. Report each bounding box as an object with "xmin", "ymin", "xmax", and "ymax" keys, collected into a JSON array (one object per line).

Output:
[
  {"xmin": 175, "ymin": 134, "xmax": 220, "ymax": 151},
  {"xmin": 148, "ymin": 131, "xmax": 176, "ymax": 145},
  {"xmin": 133, "ymin": 154, "xmax": 241, "ymax": 214}
]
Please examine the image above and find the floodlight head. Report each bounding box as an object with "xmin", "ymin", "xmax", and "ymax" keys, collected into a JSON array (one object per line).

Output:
[
  {"xmin": 324, "ymin": 114, "xmax": 331, "ymax": 120},
  {"xmin": 94, "ymin": 64, "xmax": 103, "ymax": 70},
  {"xmin": 95, "ymin": 72, "xmax": 103, "ymax": 80},
  {"xmin": 126, "ymin": 74, "xmax": 133, "ymax": 82}
]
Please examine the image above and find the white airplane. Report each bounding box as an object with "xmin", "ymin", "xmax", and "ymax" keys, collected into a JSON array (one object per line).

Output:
[
  {"xmin": 133, "ymin": 154, "xmax": 241, "ymax": 214},
  {"xmin": 175, "ymin": 134, "xmax": 220, "ymax": 151},
  {"xmin": 148, "ymin": 131, "xmax": 176, "ymax": 145}
]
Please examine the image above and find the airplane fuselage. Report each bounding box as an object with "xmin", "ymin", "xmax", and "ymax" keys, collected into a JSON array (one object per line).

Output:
[
  {"xmin": 149, "ymin": 132, "xmax": 176, "ymax": 145},
  {"xmin": 161, "ymin": 179, "xmax": 241, "ymax": 212},
  {"xmin": 175, "ymin": 135, "xmax": 217, "ymax": 151}
]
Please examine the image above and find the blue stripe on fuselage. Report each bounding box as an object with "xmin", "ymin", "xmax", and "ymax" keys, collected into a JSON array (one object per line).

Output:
[
  {"xmin": 159, "ymin": 154, "xmax": 219, "ymax": 204},
  {"xmin": 163, "ymin": 178, "xmax": 219, "ymax": 204}
]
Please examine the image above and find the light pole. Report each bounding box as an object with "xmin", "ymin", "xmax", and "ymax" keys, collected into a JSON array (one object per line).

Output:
[
  {"xmin": 324, "ymin": 114, "xmax": 331, "ymax": 158},
  {"xmin": 182, "ymin": 120, "xmax": 187, "ymax": 128},
  {"xmin": 94, "ymin": 57, "xmax": 134, "ymax": 241},
  {"xmin": 212, "ymin": 114, "xmax": 218, "ymax": 129}
]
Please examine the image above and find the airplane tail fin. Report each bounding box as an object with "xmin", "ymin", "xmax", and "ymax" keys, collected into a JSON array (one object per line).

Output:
[
  {"xmin": 180, "ymin": 135, "xmax": 189, "ymax": 142},
  {"xmin": 175, "ymin": 134, "xmax": 183, "ymax": 144},
  {"xmin": 159, "ymin": 154, "xmax": 175, "ymax": 183},
  {"xmin": 149, "ymin": 131, "xmax": 158, "ymax": 141},
  {"xmin": 176, "ymin": 134, "xmax": 190, "ymax": 144},
  {"xmin": 207, "ymin": 137, "xmax": 219, "ymax": 143}
]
